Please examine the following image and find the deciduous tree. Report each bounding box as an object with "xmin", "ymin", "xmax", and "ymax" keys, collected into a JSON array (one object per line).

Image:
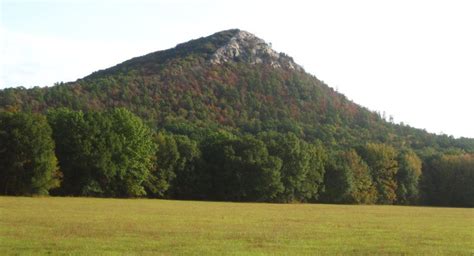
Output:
[{"xmin": 0, "ymin": 112, "xmax": 60, "ymax": 195}]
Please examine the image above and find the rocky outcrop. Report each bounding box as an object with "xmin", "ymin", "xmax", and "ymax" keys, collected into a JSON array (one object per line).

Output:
[{"xmin": 210, "ymin": 30, "xmax": 303, "ymax": 71}]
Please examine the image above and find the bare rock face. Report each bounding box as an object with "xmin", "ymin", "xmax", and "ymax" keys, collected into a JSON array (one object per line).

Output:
[{"xmin": 210, "ymin": 30, "xmax": 303, "ymax": 71}]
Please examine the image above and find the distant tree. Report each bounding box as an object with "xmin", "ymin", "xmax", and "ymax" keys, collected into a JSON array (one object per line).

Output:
[
  {"xmin": 396, "ymin": 150, "xmax": 422, "ymax": 204},
  {"xmin": 358, "ymin": 143, "xmax": 398, "ymax": 204},
  {"xmin": 344, "ymin": 150, "xmax": 377, "ymax": 204},
  {"xmin": 420, "ymin": 153, "xmax": 474, "ymax": 207},
  {"xmin": 0, "ymin": 111, "xmax": 60, "ymax": 195},
  {"xmin": 46, "ymin": 109, "xmax": 88, "ymax": 195},
  {"xmin": 321, "ymin": 152, "xmax": 352, "ymax": 203},
  {"xmin": 300, "ymin": 141, "xmax": 327, "ymax": 202},
  {"xmin": 444, "ymin": 154, "xmax": 474, "ymax": 207},
  {"xmin": 107, "ymin": 108, "xmax": 156, "ymax": 196},
  {"xmin": 146, "ymin": 132, "xmax": 179, "ymax": 197},
  {"xmin": 167, "ymin": 135, "xmax": 202, "ymax": 199},
  {"xmin": 322, "ymin": 150, "xmax": 376, "ymax": 204},
  {"xmin": 147, "ymin": 133, "xmax": 203, "ymax": 199},
  {"xmin": 259, "ymin": 132, "xmax": 309, "ymax": 202},
  {"xmin": 201, "ymin": 134, "xmax": 283, "ymax": 201},
  {"xmin": 259, "ymin": 132, "xmax": 326, "ymax": 202},
  {"xmin": 48, "ymin": 108, "xmax": 155, "ymax": 197}
]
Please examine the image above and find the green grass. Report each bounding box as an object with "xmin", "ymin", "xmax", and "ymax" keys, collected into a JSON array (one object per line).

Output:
[{"xmin": 0, "ymin": 197, "xmax": 473, "ymax": 255}]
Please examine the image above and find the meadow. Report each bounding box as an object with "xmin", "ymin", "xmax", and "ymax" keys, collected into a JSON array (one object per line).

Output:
[{"xmin": 0, "ymin": 196, "xmax": 472, "ymax": 255}]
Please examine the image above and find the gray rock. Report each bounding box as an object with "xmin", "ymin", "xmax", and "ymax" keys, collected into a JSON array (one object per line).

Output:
[{"xmin": 210, "ymin": 30, "xmax": 303, "ymax": 72}]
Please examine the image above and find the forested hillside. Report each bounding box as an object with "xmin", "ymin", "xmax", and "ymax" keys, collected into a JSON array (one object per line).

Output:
[{"xmin": 1, "ymin": 29, "xmax": 473, "ymax": 206}]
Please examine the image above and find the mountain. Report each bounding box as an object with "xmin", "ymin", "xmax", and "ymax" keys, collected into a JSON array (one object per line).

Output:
[
  {"xmin": 1, "ymin": 29, "xmax": 474, "ymax": 206},
  {"xmin": 0, "ymin": 29, "xmax": 473, "ymax": 152}
]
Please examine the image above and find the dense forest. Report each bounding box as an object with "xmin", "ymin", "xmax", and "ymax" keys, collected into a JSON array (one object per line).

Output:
[{"xmin": 1, "ymin": 29, "xmax": 473, "ymax": 207}]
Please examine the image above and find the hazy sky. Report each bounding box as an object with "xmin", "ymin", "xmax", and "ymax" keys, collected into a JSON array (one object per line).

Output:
[{"xmin": 1, "ymin": 0, "xmax": 473, "ymax": 138}]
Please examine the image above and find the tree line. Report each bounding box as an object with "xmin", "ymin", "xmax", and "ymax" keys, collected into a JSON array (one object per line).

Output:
[{"xmin": 0, "ymin": 109, "xmax": 472, "ymax": 207}]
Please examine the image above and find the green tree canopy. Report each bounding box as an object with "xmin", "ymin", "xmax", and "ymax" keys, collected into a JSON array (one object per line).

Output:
[
  {"xmin": 146, "ymin": 132, "xmax": 179, "ymax": 197},
  {"xmin": 358, "ymin": 143, "xmax": 399, "ymax": 204},
  {"xmin": 259, "ymin": 132, "xmax": 326, "ymax": 202},
  {"xmin": 0, "ymin": 111, "xmax": 60, "ymax": 195},
  {"xmin": 167, "ymin": 135, "xmax": 202, "ymax": 199},
  {"xmin": 421, "ymin": 153, "xmax": 474, "ymax": 207},
  {"xmin": 48, "ymin": 108, "xmax": 155, "ymax": 197},
  {"xmin": 201, "ymin": 134, "xmax": 284, "ymax": 201},
  {"xmin": 322, "ymin": 150, "xmax": 376, "ymax": 204},
  {"xmin": 396, "ymin": 150, "xmax": 422, "ymax": 204}
]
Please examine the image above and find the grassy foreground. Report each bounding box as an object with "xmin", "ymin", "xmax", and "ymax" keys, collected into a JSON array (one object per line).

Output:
[{"xmin": 0, "ymin": 197, "xmax": 472, "ymax": 255}]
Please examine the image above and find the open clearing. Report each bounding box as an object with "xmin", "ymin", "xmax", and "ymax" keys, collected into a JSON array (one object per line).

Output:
[{"xmin": 0, "ymin": 197, "xmax": 472, "ymax": 255}]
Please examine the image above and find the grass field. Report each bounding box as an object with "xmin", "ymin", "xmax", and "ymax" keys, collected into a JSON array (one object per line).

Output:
[{"xmin": 0, "ymin": 197, "xmax": 473, "ymax": 255}]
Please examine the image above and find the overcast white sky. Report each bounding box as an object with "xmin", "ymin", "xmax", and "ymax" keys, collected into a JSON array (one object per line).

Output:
[{"xmin": 1, "ymin": 0, "xmax": 473, "ymax": 138}]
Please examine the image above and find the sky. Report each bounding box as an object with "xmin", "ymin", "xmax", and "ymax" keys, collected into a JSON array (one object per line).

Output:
[{"xmin": 1, "ymin": 0, "xmax": 473, "ymax": 138}]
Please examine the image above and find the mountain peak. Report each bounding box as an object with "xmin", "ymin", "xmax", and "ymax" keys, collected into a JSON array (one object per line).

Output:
[
  {"xmin": 209, "ymin": 29, "xmax": 303, "ymax": 71},
  {"xmin": 84, "ymin": 29, "xmax": 303, "ymax": 80}
]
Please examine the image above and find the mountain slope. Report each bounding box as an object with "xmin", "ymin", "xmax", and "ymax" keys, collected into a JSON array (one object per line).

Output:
[{"xmin": 0, "ymin": 29, "xmax": 473, "ymax": 152}]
